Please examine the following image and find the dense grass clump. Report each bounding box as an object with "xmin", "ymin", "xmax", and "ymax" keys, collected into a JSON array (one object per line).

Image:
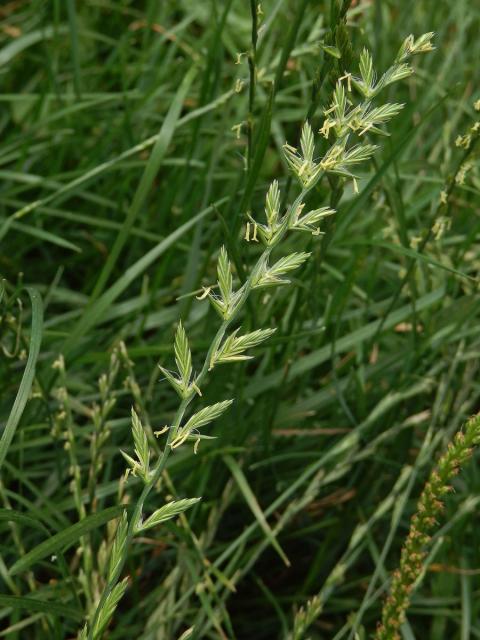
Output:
[{"xmin": 1, "ymin": 1, "xmax": 480, "ymax": 639}]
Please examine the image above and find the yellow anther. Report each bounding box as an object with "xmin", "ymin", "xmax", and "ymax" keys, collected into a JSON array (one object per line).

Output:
[
  {"xmin": 196, "ymin": 286, "xmax": 211, "ymax": 300},
  {"xmin": 339, "ymin": 72, "xmax": 352, "ymax": 92}
]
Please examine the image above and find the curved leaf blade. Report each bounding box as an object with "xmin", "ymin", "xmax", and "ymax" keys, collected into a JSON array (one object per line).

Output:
[{"xmin": 9, "ymin": 506, "xmax": 125, "ymax": 576}]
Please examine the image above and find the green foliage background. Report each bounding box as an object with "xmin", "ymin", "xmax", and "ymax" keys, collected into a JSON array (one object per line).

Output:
[{"xmin": 0, "ymin": 0, "xmax": 479, "ymax": 638}]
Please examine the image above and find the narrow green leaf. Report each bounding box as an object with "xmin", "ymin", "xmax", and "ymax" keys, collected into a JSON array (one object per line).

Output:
[
  {"xmin": 349, "ymin": 240, "xmax": 476, "ymax": 281},
  {"xmin": 90, "ymin": 65, "xmax": 198, "ymax": 300},
  {"xmin": 246, "ymin": 288, "xmax": 445, "ymax": 397},
  {"xmin": 9, "ymin": 506, "xmax": 125, "ymax": 576},
  {"xmin": 0, "ymin": 595, "xmax": 82, "ymax": 621},
  {"xmin": 234, "ymin": 83, "xmax": 274, "ymax": 236},
  {"xmin": 0, "ymin": 25, "xmax": 69, "ymax": 67},
  {"xmin": 9, "ymin": 220, "xmax": 82, "ymax": 252},
  {"xmin": 0, "ymin": 288, "xmax": 43, "ymax": 473},
  {"xmin": 60, "ymin": 200, "xmax": 222, "ymax": 356},
  {"xmin": 66, "ymin": 0, "xmax": 81, "ymax": 97},
  {"xmin": 224, "ymin": 455, "xmax": 290, "ymax": 567},
  {"xmin": 0, "ymin": 508, "xmax": 49, "ymax": 535}
]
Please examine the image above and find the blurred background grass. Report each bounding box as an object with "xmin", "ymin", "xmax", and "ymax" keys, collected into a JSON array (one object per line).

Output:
[{"xmin": 0, "ymin": 0, "xmax": 480, "ymax": 638}]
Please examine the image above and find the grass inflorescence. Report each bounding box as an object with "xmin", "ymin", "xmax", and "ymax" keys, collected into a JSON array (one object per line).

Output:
[
  {"xmin": 0, "ymin": 2, "xmax": 480, "ymax": 639},
  {"xmin": 375, "ymin": 413, "xmax": 480, "ymax": 640}
]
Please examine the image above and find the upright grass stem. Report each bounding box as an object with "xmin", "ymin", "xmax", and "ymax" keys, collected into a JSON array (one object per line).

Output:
[{"xmin": 87, "ymin": 186, "xmax": 310, "ymax": 636}]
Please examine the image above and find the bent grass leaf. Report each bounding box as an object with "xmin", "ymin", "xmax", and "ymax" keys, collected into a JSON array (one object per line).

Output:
[
  {"xmin": 0, "ymin": 595, "xmax": 82, "ymax": 621},
  {"xmin": 0, "ymin": 288, "xmax": 43, "ymax": 474},
  {"xmin": 362, "ymin": 240, "xmax": 476, "ymax": 281},
  {"xmin": 0, "ymin": 508, "xmax": 50, "ymax": 535},
  {"xmin": 224, "ymin": 455, "xmax": 290, "ymax": 567},
  {"xmin": 60, "ymin": 200, "xmax": 221, "ymax": 357},
  {"xmin": 9, "ymin": 506, "xmax": 125, "ymax": 576},
  {"xmin": 138, "ymin": 497, "xmax": 201, "ymax": 532}
]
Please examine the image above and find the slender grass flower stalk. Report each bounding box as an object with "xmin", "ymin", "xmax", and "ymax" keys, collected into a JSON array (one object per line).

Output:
[
  {"xmin": 83, "ymin": 32, "xmax": 434, "ymax": 639},
  {"xmin": 374, "ymin": 413, "xmax": 480, "ymax": 640}
]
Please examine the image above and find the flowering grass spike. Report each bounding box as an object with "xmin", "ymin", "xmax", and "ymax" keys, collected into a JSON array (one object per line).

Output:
[{"xmin": 83, "ymin": 32, "xmax": 434, "ymax": 640}]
